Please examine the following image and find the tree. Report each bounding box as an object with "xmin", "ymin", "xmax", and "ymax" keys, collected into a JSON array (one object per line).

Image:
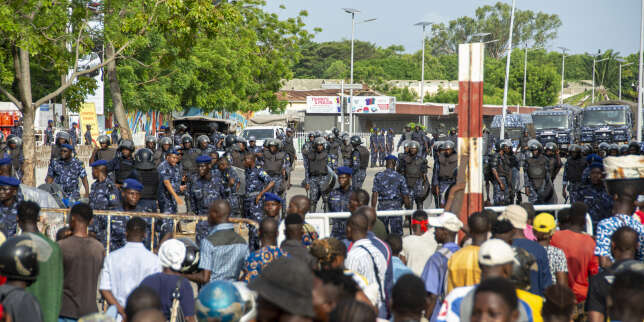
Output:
[{"xmin": 323, "ymin": 60, "xmax": 348, "ymax": 79}]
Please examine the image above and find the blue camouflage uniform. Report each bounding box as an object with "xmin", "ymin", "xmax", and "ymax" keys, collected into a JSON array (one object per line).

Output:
[
  {"xmin": 373, "ymin": 166, "xmax": 410, "ymax": 235},
  {"xmin": 562, "ymin": 156, "xmax": 586, "ymax": 202},
  {"xmin": 188, "ymin": 169, "xmax": 225, "ymax": 243},
  {"xmin": 245, "ymin": 166, "xmax": 273, "ymax": 250},
  {"xmin": 377, "ymin": 132, "xmax": 386, "ymax": 166},
  {"xmin": 369, "ymin": 131, "xmax": 378, "ymax": 167},
  {"xmin": 351, "ymin": 148, "xmax": 367, "ymax": 189},
  {"xmin": 327, "ymin": 166, "xmax": 354, "ymax": 239},
  {"xmin": 84, "ymin": 130, "xmax": 92, "ymax": 145},
  {"xmin": 490, "ymin": 152, "xmax": 513, "ymax": 206},
  {"xmin": 0, "ymin": 176, "xmax": 22, "ymax": 237},
  {"xmin": 215, "ymin": 167, "xmax": 241, "ymax": 217},
  {"xmin": 69, "ymin": 126, "xmax": 78, "ymax": 145},
  {"xmin": 386, "ymin": 130, "xmax": 394, "ymax": 153},
  {"xmin": 571, "ymin": 182, "xmax": 613, "ymax": 233},
  {"xmin": 88, "ymin": 177, "xmax": 120, "ymax": 210},
  {"xmin": 157, "ymin": 157, "xmax": 183, "ymax": 236},
  {"xmin": 44, "ymin": 125, "xmax": 54, "ymax": 145},
  {"xmin": 306, "ymin": 150, "xmax": 331, "ymax": 212},
  {"xmin": 10, "ymin": 125, "xmax": 22, "ymax": 138},
  {"xmin": 46, "ymin": 157, "xmax": 87, "ymax": 201},
  {"xmin": 4, "ymin": 146, "xmax": 24, "ymax": 181}
]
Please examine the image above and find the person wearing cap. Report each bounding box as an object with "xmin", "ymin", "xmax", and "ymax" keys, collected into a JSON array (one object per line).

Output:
[
  {"xmin": 328, "ymin": 166, "xmax": 354, "ymax": 239},
  {"xmin": 213, "ymin": 157, "xmax": 242, "ymax": 218},
  {"xmin": 533, "ymin": 213, "xmax": 568, "ymax": 286},
  {"xmin": 157, "ymin": 148, "xmax": 186, "ymax": 215},
  {"xmin": 372, "ymin": 155, "xmax": 411, "ymax": 235},
  {"xmin": 69, "ymin": 122, "xmax": 79, "ymax": 146},
  {"xmin": 84, "ymin": 124, "xmax": 93, "ymax": 146},
  {"xmin": 88, "ymin": 160, "xmax": 120, "ymax": 211},
  {"xmin": 280, "ymin": 213, "xmax": 316, "ymax": 269},
  {"xmin": 385, "ymin": 128, "xmax": 394, "ymax": 155},
  {"xmin": 242, "ymin": 217, "xmax": 287, "ymax": 282},
  {"xmin": 243, "ymin": 153, "xmax": 275, "ymax": 250},
  {"xmin": 46, "ymin": 143, "xmax": 89, "ymax": 203},
  {"xmin": 500, "ymin": 205, "xmax": 552, "ymax": 296},
  {"xmin": 446, "ymin": 212, "xmax": 491, "ymax": 293},
  {"xmin": 376, "ymin": 128, "xmax": 386, "ymax": 167},
  {"xmin": 0, "ymin": 176, "xmax": 22, "ymax": 236},
  {"xmin": 99, "ymin": 217, "xmax": 161, "ymax": 321},
  {"xmin": 436, "ymin": 239, "xmax": 543, "ymax": 322},
  {"xmin": 110, "ymin": 125, "xmax": 119, "ymax": 147},
  {"xmin": 140, "ymin": 239, "xmax": 196, "ymax": 321},
  {"xmin": 586, "ymin": 227, "xmax": 640, "ymax": 322},
  {"xmin": 187, "ymin": 155, "xmax": 224, "ymax": 243},
  {"xmin": 4, "ymin": 135, "xmax": 23, "ymax": 181},
  {"xmin": 45, "ymin": 120, "xmax": 54, "ymax": 145},
  {"xmin": 248, "ymin": 257, "xmax": 316, "ymax": 320},
  {"xmin": 420, "ymin": 211, "xmax": 463, "ymax": 321},
  {"xmin": 263, "ymin": 192, "xmax": 282, "ymax": 219},
  {"xmin": 571, "ymin": 162, "xmax": 613, "ymax": 233}
]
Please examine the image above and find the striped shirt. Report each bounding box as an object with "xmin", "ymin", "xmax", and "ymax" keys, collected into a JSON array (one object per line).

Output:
[
  {"xmin": 199, "ymin": 223, "xmax": 249, "ymax": 282},
  {"xmin": 346, "ymin": 239, "xmax": 387, "ymax": 308}
]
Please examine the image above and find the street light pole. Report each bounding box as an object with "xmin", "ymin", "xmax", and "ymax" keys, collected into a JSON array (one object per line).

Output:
[
  {"xmin": 592, "ymin": 55, "xmax": 609, "ymax": 104},
  {"xmin": 619, "ymin": 62, "xmax": 634, "ymax": 100},
  {"xmin": 501, "ymin": 0, "xmax": 516, "ymax": 140},
  {"xmin": 349, "ymin": 11, "xmax": 356, "ymax": 135},
  {"xmin": 638, "ymin": 0, "xmax": 644, "ymax": 141},
  {"xmin": 558, "ymin": 47, "xmax": 568, "ymax": 105},
  {"xmin": 415, "ymin": 22, "xmax": 432, "ymax": 105},
  {"xmin": 523, "ymin": 45, "xmax": 528, "ymax": 106}
]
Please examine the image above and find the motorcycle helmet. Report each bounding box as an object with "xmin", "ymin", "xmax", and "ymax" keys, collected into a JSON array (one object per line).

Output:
[
  {"xmin": 0, "ymin": 235, "xmax": 39, "ymax": 283},
  {"xmin": 178, "ymin": 237, "xmax": 200, "ymax": 274},
  {"xmin": 196, "ymin": 281, "xmax": 245, "ymax": 322},
  {"xmin": 350, "ymin": 136, "xmax": 362, "ymax": 146}
]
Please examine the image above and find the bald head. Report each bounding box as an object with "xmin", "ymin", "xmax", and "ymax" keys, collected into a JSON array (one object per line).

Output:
[
  {"xmin": 611, "ymin": 226, "xmax": 639, "ymax": 260},
  {"xmin": 260, "ymin": 217, "xmax": 279, "ymax": 244},
  {"xmin": 468, "ymin": 212, "xmax": 490, "ymax": 235},
  {"xmin": 355, "ymin": 206, "xmax": 377, "ymax": 230},
  {"xmin": 208, "ymin": 199, "xmax": 231, "ymax": 225},
  {"xmin": 131, "ymin": 309, "xmax": 166, "ymax": 322},
  {"xmin": 347, "ymin": 213, "xmax": 368, "ymax": 241},
  {"xmin": 289, "ymin": 195, "xmax": 311, "ymax": 216}
]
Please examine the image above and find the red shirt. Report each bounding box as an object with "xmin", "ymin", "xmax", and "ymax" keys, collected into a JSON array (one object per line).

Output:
[{"xmin": 551, "ymin": 230, "xmax": 599, "ymax": 302}]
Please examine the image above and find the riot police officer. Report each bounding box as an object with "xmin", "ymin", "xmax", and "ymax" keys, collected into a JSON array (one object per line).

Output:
[
  {"xmin": 243, "ymin": 153, "xmax": 274, "ymax": 250},
  {"xmin": 340, "ymin": 134, "xmax": 353, "ymax": 167},
  {"xmin": 327, "ymin": 166, "xmax": 353, "ymax": 239},
  {"xmin": 608, "ymin": 143, "xmax": 619, "ymax": 157},
  {"xmin": 188, "ymin": 155, "xmax": 224, "ymax": 243},
  {"xmin": 263, "ymin": 139, "xmax": 287, "ymax": 198},
  {"xmin": 88, "ymin": 160, "xmax": 120, "ymax": 210},
  {"xmin": 208, "ymin": 123, "xmax": 224, "ymax": 149},
  {"xmin": 562, "ymin": 144, "xmax": 585, "ymax": 202},
  {"xmin": 627, "ymin": 141, "xmax": 641, "ymax": 155},
  {"xmin": 544, "ymin": 142, "xmax": 562, "ymax": 181},
  {"xmin": 134, "ymin": 148, "xmax": 159, "ymax": 212},
  {"xmin": 154, "ymin": 136, "xmax": 173, "ymax": 167},
  {"xmin": 226, "ymin": 137, "xmax": 247, "ymax": 169},
  {"xmin": 433, "ymin": 140, "xmax": 457, "ymax": 207},
  {"xmin": 523, "ymin": 140, "xmax": 554, "ymax": 204},
  {"xmin": 490, "ymin": 141, "xmax": 513, "ymax": 205},
  {"xmin": 325, "ymin": 132, "xmax": 340, "ymax": 171},
  {"xmin": 372, "ymin": 155, "xmax": 411, "ymax": 235},
  {"xmin": 45, "ymin": 144, "xmax": 89, "ymax": 204},
  {"xmin": 400, "ymin": 141, "xmax": 429, "ymax": 209},
  {"xmin": 215, "ymin": 157, "xmax": 242, "ymax": 217},
  {"xmin": 110, "ymin": 139, "xmax": 136, "ymax": 185},
  {"xmin": 158, "ymin": 148, "xmax": 185, "ymax": 215},
  {"xmin": 4, "ymin": 136, "xmax": 23, "ymax": 181},
  {"xmin": 397, "ymin": 124, "xmax": 413, "ymax": 150},
  {"xmin": 174, "ymin": 123, "xmax": 188, "ymax": 146},
  {"xmin": 597, "ymin": 142, "xmax": 610, "ymax": 157},
  {"xmin": 386, "ymin": 128, "xmax": 395, "ymax": 154},
  {"xmin": 519, "ymin": 129, "xmax": 531, "ymax": 152},
  {"xmin": 350, "ymin": 136, "xmax": 369, "ymax": 189},
  {"xmin": 181, "ymin": 134, "xmax": 200, "ymax": 176},
  {"xmin": 411, "ymin": 126, "xmax": 427, "ymax": 157},
  {"xmin": 305, "ymin": 137, "xmax": 331, "ymax": 212},
  {"xmin": 50, "ymin": 131, "xmax": 71, "ymax": 160},
  {"xmin": 90, "ymin": 135, "xmax": 116, "ymax": 164},
  {"xmin": 369, "ymin": 128, "xmax": 379, "ymax": 167},
  {"xmin": 145, "ymin": 135, "xmax": 157, "ymax": 152},
  {"xmin": 196, "ymin": 135, "xmax": 211, "ymax": 153},
  {"xmin": 570, "ymin": 162, "xmax": 613, "ymax": 232}
]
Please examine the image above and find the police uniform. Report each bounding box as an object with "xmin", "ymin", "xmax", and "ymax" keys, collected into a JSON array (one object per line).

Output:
[
  {"xmin": 433, "ymin": 151, "xmax": 457, "ymax": 206},
  {"xmin": 571, "ymin": 180, "xmax": 613, "ymax": 233},
  {"xmin": 386, "ymin": 129, "xmax": 394, "ymax": 154},
  {"xmin": 351, "ymin": 146, "xmax": 368, "ymax": 189},
  {"xmin": 136, "ymin": 161, "xmax": 160, "ymax": 212},
  {"xmin": 263, "ymin": 148, "xmax": 286, "ymax": 196},
  {"xmin": 157, "ymin": 152, "xmax": 183, "ymax": 214},
  {"xmin": 88, "ymin": 161, "xmax": 120, "ymax": 210},
  {"xmin": 400, "ymin": 152, "xmax": 428, "ymax": 209},
  {"xmin": 108, "ymin": 179, "xmax": 157, "ymax": 251},
  {"xmin": 10, "ymin": 124, "xmax": 22, "ymax": 138},
  {"xmin": 306, "ymin": 148, "xmax": 331, "ymax": 212},
  {"xmin": 341, "ymin": 142, "xmax": 353, "ymax": 167},
  {"xmin": 188, "ymin": 156, "xmax": 225, "ymax": 243},
  {"xmin": 326, "ymin": 139, "xmax": 341, "ymax": 171},
  {"xmin": 244, "ymin": 166, "xmax": 273, "ymax": 250},
  {"xmin": 92, "ymin": 147, "xmax": 117, "ymax": 163},
  {"xmin": 377, "ymin": 131, "xmax": 386, "ymax": 166},
  {"xmin": 523, "ymin": 153, "xmax": 553, "ymax": 204},
  {"xmin": 46, "ymin": 146, "xmax": 87, "ymax": 201},
  {"xmin": 562, "ymin": 155, "xmax": 586, "ymax": 202},
  {"xmin": 44, "ymin": 124, "xmax": 54, "ymax": 145},
  {"xmin": 373, "ymin": 159, "xmax": 410, "ymax": 235},
  {"xmin": 5, "ymin": 146, "xmax": 23, "ymax": 181},
  {"xmin": 0, "ymin": 176, "xmax": 22, "ymax": 236},
  {"xmin": 490, "ymin": 152, "xmax": 513, "ymax": 205},
  {"xmin": 69, "ymin": 125, "xmax": 78, "ymax": 145},
  {"xmin": 110, "ymin": 154, "xmax": 136, "ymax": 185},
  {"xmin": 327, "ymin": 166, "xmax": 353, "ymax": 239},
  {"xmin": 411, "ymin": 130, "xmax": 425, "ymax": 157},
  {"xmin": 369, "ymin": 130, "xmax": 379, "ymax": 167},
  {"xmin": 84, "ymin": 129, "xmax": 92, "ymax": 145}
]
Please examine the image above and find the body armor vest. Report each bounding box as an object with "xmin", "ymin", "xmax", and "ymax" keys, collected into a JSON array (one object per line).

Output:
[
  {"xmin": 438, "ymin": 153, "xmax": 458, "ymax": 180},
  {"xmin": 139, "ymin": 168, "xmax": 159, "ymax": 199},
  {"xmin": 308, "ymin": 151, "xmax": 329, "ymax": 176}
]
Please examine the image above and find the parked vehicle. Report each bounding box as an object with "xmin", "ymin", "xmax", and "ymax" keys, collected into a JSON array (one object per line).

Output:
[
  {"xmin": 531, "ymin": 104, "xmax": 580, "ymax": 153},
  {"xmin": 580, "ymin": 105, "xmax": 633, "ymax": 145},
  {"xmin": 240, "ymin": 126, "xmax": 284, "ymax": 147},
  {"xmin": 490, "ymin": 114, "xmax": 534, "ymax": 151}
]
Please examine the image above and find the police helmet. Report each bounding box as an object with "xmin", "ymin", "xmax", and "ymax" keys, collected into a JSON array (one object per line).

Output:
[
  {"xmin": 628, "ymin": 141, "xmax": 641, "ymax": 151},
  {"xmin": 196, "ymin": 135, "xmax": 210, "ymax": 145},
  {"xmin": 56, "ymin": 131, "xmax": 71, "ymax": 143},
  {"xmin": 159, "ymin": 136, "xmax": 172, "ymax": 146},
  {"xmin": 332, "ymin": 128, "xmax": 339, "ymax": 136},
  {"xmin": 178, "ymin": 238, "xmax": 200, "ymax": 274},
  {"xmin": 350, "ymin": 136, "xmax": 362, "ymax": 146},
  {"xmin": 619, "ymin": 144, "xmax": 629, "ymax": 155},
  {"xmin": 134, "ymin": 148, "xmax": 155, "ymax": 170},
  {"xmin": 236, "ymin": 136, "xmax": 246, "ymax": 145},
  {"xmin": 208, "ymin": 122, "xmax": 219, "ymax": 131},
  {"xmin": 408, "ymin": 141, "xmax": 420, "ymax": 150},
  {"xmin": 224, "ymin": 134, "xmax": 236, "ymax": 147},
  {"xmin": 581, "ymin": 144, "xmax": 592, "ymax": 155},
  {"xmin": 97, "ymin": 135, "xmax": 110, "ymax": 145},
  {"xmin": 500, "ymin": 140, "xmax": 512, "ymax": 149},
  {"xmin": 267, "ymin": 138, "xmax": 279, "ymax": 147},
  {"xmin": 527, "ymin": 139, "xmax": 542, "ymax": 151},
  {"xmin": 609, "ymin": 143, "xmax": 619, "ymax": 151},
  {"xmin": 118, "ymin": 139, "xmax": 135, "ymax": 151},
  {"xmin": 145, "ymin": 135, "xmax": 157, "ymax": 144},
  {"xmin": 432, "ymin": 140, "xmax": 443, "ymax": 150},
  {"xmin": 0, "ymin": 235, "xmax": 38, "ymax": 283},
  {"xmin": 181, "ymin": 134, "xmax": 193, "ymax": 145},
  {"xmin": 544, "ymin": 142, "xmax": 557, "ymax": 151},
  {"xmin": 569, "ymin": 144, "xmax": 582, "ymax": 153},
  {"xmin": 313, "ymin": 131, "xmax": 322, "ymax": 138},
  {"xmin": 443, "ymin": 140, "xmax": 455, "ymax": 150},
  {"xmin": 7, "ymin": 136, "xmax": 22, "ymax": 147},
  {"xmin": 598, "ymin": 142, "xmax": 610, "ymax": 152},
  {"xmin": 313, "ymin": 137, "xmax": 326, "ymax": 146},
  {"xmin": 324, "ymin": 130, "xmax": 333, "ymax": 140},
  {"xmin": 248, "ymin": 136, "xmax": 256, "ymax": 142},
  {"xmin": 176, "ymin": 123, "xmax": 188, "ymax": 131},
  {"xmin": 308, "ymin": 132, "xmax": 315, "ymax": 138}
]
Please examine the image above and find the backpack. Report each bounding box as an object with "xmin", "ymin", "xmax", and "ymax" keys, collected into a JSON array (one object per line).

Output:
[
  {"xmin": 357, "ymin": 146, "xmax": 369, "ymax": 169},
  {"xmin": 169, "ymin": 277, "xmax": 186, "ymax": 322}
]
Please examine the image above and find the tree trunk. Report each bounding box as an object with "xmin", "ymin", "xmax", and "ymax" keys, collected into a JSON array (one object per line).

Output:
[
  {"xmin": 105, "ymin": 42, "xmax": 131, "ymax": 140},
  {"xmin": 14, "ymin": 47, "xmax": 36, "ymax": 186}
]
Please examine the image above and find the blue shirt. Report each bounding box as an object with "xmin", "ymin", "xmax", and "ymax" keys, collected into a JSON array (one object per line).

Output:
[
  {"xmin": 513, "ymin": 238, "xmax": 553, "ymax": 296},
  {"xmin": 421, "ymin": 242, "xmax": 460, "ymax": 322},
  {"xmin": 594, "ymin": 214, "xmax": 644, "ymax": 260},
  {"xmin": 199, "ymin": 224, "xmax": 249, "ymax": 281},
  {"xmin": 392, "ymin": 256, "xmax": 413, "ymax": 284},
  {"xmin": 140, "ymin": 273, "xmax": 194, "ymax": 319}
]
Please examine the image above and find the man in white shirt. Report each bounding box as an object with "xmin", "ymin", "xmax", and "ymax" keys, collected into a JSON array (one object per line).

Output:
[
  {"xmin": 99, "ymin": 217, "xmax": 161, "ymax": 321},
  {"xmin": 402, "ymin": 210, "xmax": 437, "ymax": 275},
  {"xmin": 345, "ymin": 212, "xmax": 387, "ymax": 316}
]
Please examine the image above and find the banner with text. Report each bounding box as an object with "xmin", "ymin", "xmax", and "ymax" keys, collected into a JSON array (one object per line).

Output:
[
  {"xmin": 79, "ymin": 103, "xmax": 100, "ymax": 146},
  {"xmin": 351, "ymin": 96, "xmax": 396, "ymax": 114},
  {"xmin": 306, "ymin": 96, "xmax": 341, "ymax": 114}
]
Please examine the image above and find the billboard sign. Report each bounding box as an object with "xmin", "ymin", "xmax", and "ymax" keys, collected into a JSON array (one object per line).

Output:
[
  {"xmin": 306, "ymin": 96, "xmax": 341, "ymax": 114},
  {"xmin": 351, "ymin": 96, "xmax": 395, "ymax": 113}
]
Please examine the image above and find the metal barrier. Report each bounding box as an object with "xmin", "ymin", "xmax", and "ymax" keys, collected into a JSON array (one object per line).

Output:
[
  {"xmin": 305, "ymin": 204, "xmax": 572, "ymax": 238},
  {"xmin": 39, "ymin": 208, "xmax": 257, "ymax": 253}
]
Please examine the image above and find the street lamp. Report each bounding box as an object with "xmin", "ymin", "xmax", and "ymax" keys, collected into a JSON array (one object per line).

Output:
[
  {"xmin": 342, "ymin": 8, "xmax": 375, "ymax": 134},
  {"xmin": 522, "ymin": 45, "xmax": 543, "ymax": 106},
  {"xmin": 415, "ymin": 21, "xmax": 432, "ymax": 105},
  {"xmin": 558, "ymin": 47, "xmax": 568, "ymax": 105},
  {"xmin": 468, "ymin": 32, "xmax": 491, "ymax": 43},
  {"xmin": 592, "ymin": 54, "xmax": 609, "ymax": 103},
  {"xmin": 619, "ymin": 61, "xmax": 634, "ymax": 100},
  {"xmin": 501, "ymin": 0, "xmax": 516, "ymax": 140}
]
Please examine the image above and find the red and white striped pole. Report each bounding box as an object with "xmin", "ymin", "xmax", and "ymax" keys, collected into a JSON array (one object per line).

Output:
[{"xmin": 453, "ymin": 42, "xmax": 484, "ymax": 238}]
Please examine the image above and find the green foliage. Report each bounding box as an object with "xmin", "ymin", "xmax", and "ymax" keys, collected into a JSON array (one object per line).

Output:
[
  {"xmin": 426, "ymin": 88, "xmax": 458, "ymax": 103},
  {"xmin": 387, "ymin": 87, "xmax": 417, "ymax": 102},
  {"xmin": 323, "ymin": 60, "xmax": 348, "ymax": 79}
]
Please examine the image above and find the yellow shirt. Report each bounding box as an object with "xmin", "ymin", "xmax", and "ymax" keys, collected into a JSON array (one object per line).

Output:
[
  {"xmin": 517, "ymin": 289, "xmax": 544, "ymax": 322},
  {"xmin": 446, "ymin": 245, "xmax": 481, "ymax": 293}
]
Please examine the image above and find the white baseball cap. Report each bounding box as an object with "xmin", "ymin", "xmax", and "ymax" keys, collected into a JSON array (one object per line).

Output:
[
  {"xmin": 428, "ymin": 212, "xmax": 463, "ymax": 233},
  {"xmin": 478, "ymin": 239, "xmax": 517, "ymax": 266}
]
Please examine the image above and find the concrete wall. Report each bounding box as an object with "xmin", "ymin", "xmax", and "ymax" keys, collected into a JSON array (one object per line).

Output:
[{"xmin": 301, "ymin": 114, "xmax": 338, "ymax": 131}]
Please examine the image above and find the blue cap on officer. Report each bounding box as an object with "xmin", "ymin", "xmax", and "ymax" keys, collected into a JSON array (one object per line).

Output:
[
  {"xmin": 586, "ymin": 154, "xmax": 602, "ymax": 164},
  {"xmin": 167, "ymin": 148, "xmax": 180, "ymax": 155},
  {"xmin": 196, "ymin": 155, "xmax": 212, "ymax": 164},
  {"xmin": 0, "ymin": 176, "xmax": 20, "ymax": 187},
  {"xmin": 384, "ymin": 154, "xmax": 398, "ymax": 161},
  {"xmin": 90, "ymin": 160, "xmax": 108, "ymax": 167},
  {"xmin": 122, "ymin": 178, "xmax": 144, "ymax": 192},
  {"xmin": 336, "ymin": 166, "xmax": 353, "ymax": 176},
  {"xmin": 588, "ymin": 162, "xmax": 604, "ymax": 171},
  {"xmin": 264, "ymin": 192, "xmax": 283, "ymax": 203},
  {"xmin": 61, "ymin": 143, "xmax": 74, "ymax": 151},
  {"xmin": 0, "ymin": 158, "xmax": 10, "ymax": 166},
  {"xmin": 160, "ymin": 125, "xmax": 168, "ymax": 130}
]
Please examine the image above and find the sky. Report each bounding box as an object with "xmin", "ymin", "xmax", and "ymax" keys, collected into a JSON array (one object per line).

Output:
[{"xmin": 263, "ymin": 0, "xmax": 641, "ymax": 56}]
